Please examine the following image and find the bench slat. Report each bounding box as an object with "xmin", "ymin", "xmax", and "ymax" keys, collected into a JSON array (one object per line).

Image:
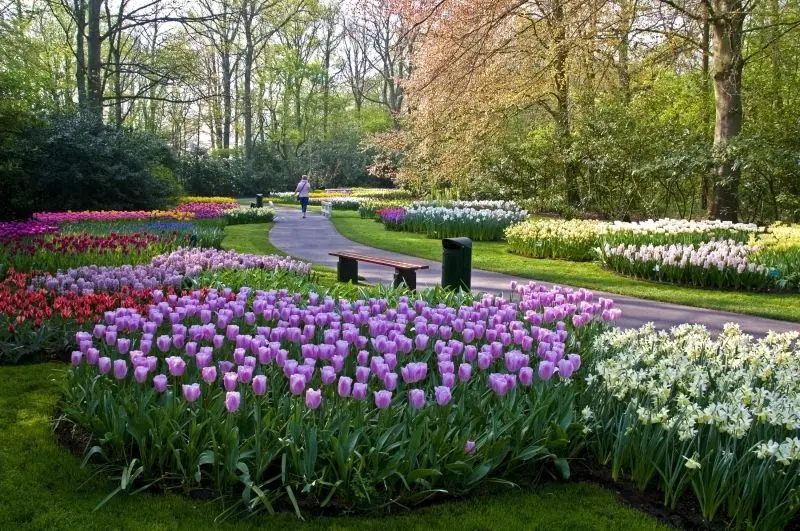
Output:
[{"xmin": 330, "ymin": 252, "xmax": 429, "ymax": 271}]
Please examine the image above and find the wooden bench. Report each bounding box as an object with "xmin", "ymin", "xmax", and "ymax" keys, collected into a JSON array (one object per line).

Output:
[
  {"xmin": 321, "ymin": 201, "xmax": 333, "ymax": 218},
  {"xmin": 329, "ymin": 252, "xmax": 429, "ymax": 290}
]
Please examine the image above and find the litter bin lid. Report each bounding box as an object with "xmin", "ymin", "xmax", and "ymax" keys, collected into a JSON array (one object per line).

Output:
[{"xmin": 442, "ymin": 237, "xmax": 473, "ymax": 249}]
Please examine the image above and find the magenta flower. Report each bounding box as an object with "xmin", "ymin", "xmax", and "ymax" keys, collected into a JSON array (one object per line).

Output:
[
  {"xmin": 225, "ymin": 391, "xmax": 241, "ymax": 412},
  {"xmin": 414, "ymin": 334, "xmax": 429, "ymax": 351},
  {"xmin": 166, "ymin": 356, "xmax": 186, "ymax": 377},
  {"xmin": 478, "ymin": 352, "xmax": 492, "ymax": 370},
  {"xmin": 117, "ymin": 338, "xmax": 131, "ymax": 355},
  {"xmin": 153, "ymin": 374, "xmax": 168, "ymax": 392},
  {"xmin": 464, "ymin": 440, "xmax": 476, "ymax": 454},
  {"xmin": 86, "ymin": 348, "xmax": 100, "ymax": 365},
  {"xmin": 104, "ymin": 330, "xmax": 117, "ymax": 347},
  {"xmin": 98, "ymin": 357, "xmax": 112, "ymax": 375},
  {"xmin": 252, "ymin": 375, "xmax": 268, "ymax": 396},
  {"xmin": 237, "ymin": 365, "xmax": 253, "ymax": 384},
  {"xmin": 488, "ymin": 373, "xmax": 509, "ymax": 396},
  {"xmin": 374, "ymin": 390, "xmax": 392, "ymax": 409},
  {"xmin": 71, "ymin": 351, "xmax": 83, "ymax": 366},
  {"xmin": 352, "ymin": 382, "xmax": 368, "ymax": 400},
  {"xmin": 185, "ymin": 342, "xmax": 198, "ymax": 357},
  {"xmin": 434, "ymin": 386, "xmax": 452, "ymax": 405},
  {"xmin": 356, "ymin": 366, "xmax": 370, "ymax": 383},
  {"xmin": 557, "ymin": 359, "xmax": 574, "ymax": 379},
  {"xmin": 289, "ymin": 373, "xmax": 307, "ymax": 396},
  {"xmin": 305, "ymin": 388, "xmax": 322, "ymax": 410},
  {"xmin": 458, "ymin": 363, "xmax": 472, "ymax": 382},
  {"xmin": 213, "ymin": 334, "xmax": 225, "ymax": 349},
  {"xmin": 113, "ymin": 359, "xmax": 128, "ymax": 380},
  {"xmin": 568, "ymin": 353, "xmax": 581, "ymax": 371},
  {"xmin": 442, "ymin": 372, "xmax": 455, "ymax": 389},
  {"xmin": 337, "ymin": 376, "xmax": 353, "ymax": 397}
]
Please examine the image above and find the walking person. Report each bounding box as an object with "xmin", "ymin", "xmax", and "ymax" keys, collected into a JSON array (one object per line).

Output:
[{"xmin": 295, "ymin": 174, "xmax": 311, "ymax": 218}]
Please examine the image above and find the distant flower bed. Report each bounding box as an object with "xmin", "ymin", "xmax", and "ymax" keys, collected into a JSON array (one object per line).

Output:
[
  {"xmin": 179, "ymin": 196, "xmax": 237, "ymax": 204},
  {"xmin": 583, "ymin": 324, "xmax": 800, "ymax": 528},
  {"xmin": 413, "ymin": 200, "xmax": 521, "ymax": 211},
  {"xmin": 62, "ymin": 282, "xmax": 618, "ymax": 512},
  {"xmin": 506, "ymin": 219, "xmax": 604, "ymax": 261},
  {"xmin": 398, "ymin": 205, "xmax": 528, "ymax": 241},
  {"xmin": 33, "ymin": 209, "xmax": 195, "ymax": 224},
  {"xmin": 0, "ymin": 220, "xmax": 59, "ymax": 242},
  {"xmin": 176, "ymin": 202, "xmax": 238, "ymax": 219},
  {"xmin": 597, "ymin": 240, "xmax": 777, "ymax": 290},
  {"xmin": 223, "ymin": 206, "xmax": 275, "ymax": 225}
]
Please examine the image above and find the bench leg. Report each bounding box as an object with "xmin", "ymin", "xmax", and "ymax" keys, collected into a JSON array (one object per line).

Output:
[
  {"xmin": 394, "ymin": 269, "xmax": 416, "ymax": 291},
  {"xmin": 337, "ymin": 257, "xmax": 358, "ymax": 284}
]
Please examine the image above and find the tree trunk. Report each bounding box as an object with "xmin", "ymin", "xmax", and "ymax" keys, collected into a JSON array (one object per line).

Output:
[
  {"xmin": 74, "ymin": 0, "xmax": 87, "ymax": 110},
  {"xmin": 700, "ymin": 0, "xmax": 711, "ymax": 210},
  {"xmin": 87, "ymin": 0, "xmax": 103, "ymax": 122},
  {"xmin": 708, "ymin": 0, "xmax": 745, "ymax": 221},
  {"xmin": 222, "ymin": 52, "xmax": 232, "ymax": 151},
  {"xmin": 552, "ymin": 0, "xmax": 579, "ymax": 207}
]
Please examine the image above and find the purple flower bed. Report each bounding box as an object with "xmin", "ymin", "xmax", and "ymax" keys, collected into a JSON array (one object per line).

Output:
[
  {"xmin": 30, "ymin": 248, "xmax": 311, "ymax": 294},
  {"xmin": 63, "ymin": 281, "xmax": 620, "ymax": 511},
  {"xmin": 0, "ymin": 220, "xmax": 59, "ymax": 242}
]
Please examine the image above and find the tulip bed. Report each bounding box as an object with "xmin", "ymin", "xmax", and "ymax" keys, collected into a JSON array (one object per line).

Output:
[
  {"xmin": 581, "ymin": 324, "xmax": 800, "ymax": 528},
  {"xmin": 61, "ymin": 281, "xmax": 620, "ymax": 514},
  {"xmin": 223, "ymin": 206, "xmax": 276, "ymax": 225},
  {"xmin": 376, "ymin": 204, "xmax": 528, "ymax": 241}
]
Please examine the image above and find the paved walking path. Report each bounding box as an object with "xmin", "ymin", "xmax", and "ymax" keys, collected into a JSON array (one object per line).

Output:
[{"xmin": 268, "ymin": 207, "xmax": 799, "ymax": 336}]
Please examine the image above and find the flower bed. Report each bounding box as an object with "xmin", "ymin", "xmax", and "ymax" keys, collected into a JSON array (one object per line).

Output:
[
  {"xmin": 180, "ymin": 196, "xmax": 237, "ymax": 204},
  {"xmin": 605, "ymin": 219, "xmax": 761, "ymax": 246},
  {"xmin": 753, "ymin": 223, "xmax": 800, "ymax": 290},
  {"xmin": 151, "ymin": 248, "xmax": 311, "ymax": 277},
  {"xmin": 581, "ymin": 324, "xmax": 800, "ymax": 528},
  {"xmin": 0, "ymin": 220, "xmax": 59, "ymax": 242},
  {"xmin": 62, "ymin": 281, "xmax": 619, "ymax": 512},
  {"xmin": 59, "ymin": 221, "xmax": 225, "ymax": 249},
  {"xmin": 597, "ymin": 240, "xmax": 776, "ymax": 290},
  {"xmin": 413, "ymin": 200, "xmax": 521, "ymax": 211},
  {"xmin": 506, "ymin": 219, "xmax": 605, "ymax": 261},
  {"xmin": 223, "ymin": 206, "xmax": 276, "ymax": 225},
  {"xmin": 33, "ymin": 209, "xmax": 194, "ymax": 223},
  {"xmin": 176, "ymin": 202, "xmax": 239, "ymax": 219},
  {"xmin": 398, "ymin": 206, "xmax": 528, "ymax": 241}
]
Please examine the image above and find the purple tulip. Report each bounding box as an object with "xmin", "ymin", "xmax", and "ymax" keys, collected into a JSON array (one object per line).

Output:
[
  {"xmin": 113, "ymin": 359, "xmax": 127, "ymax": 380},
  {"xmin": 289, "ymin": 373, "xmax": 307, "ymax": 396},
  {"xmin": 464, "ymin": 345, "xmax": 477, "ymax": 362},
  {"xmin": 321, "ymin": 366, "xmax": 336, "ymax": 385},
  {"xmin": 568, "ymin": 353, "xmax": 581, "ymax": 371},
  {"xmin": 488, "ymin": 373, "xmax": 509, "ymax": 396},
  {"xmin": 557, "ymin": 359, "xmax": 574, "ymax": 379},
  {"xmin": 213, "ymin": 334, "xmax": 225, "ymax": 349},
  {"xmin": 202, "ymin": 366, "xmax": 217, "ymax": 384},
  {"xmin": 383, "ymin": 372, "xmax": 398, "ymax": 391},
  {"xmin": 104, "ymin": 330, "xmax": 117, "ymax": 347},
  {"xmin": 86, "ymin": 347, "xmax": 100, "ymax": 365},
  {"xmin": 374, "ymin": 390, "xmax": 392, "ymax": 409},
  {"xmin": 434, "ymin": 386, "xmax": 452, "ymax": 406},
  {"xmin": 464, "ymin": 440, "xmax": 476, "ymax": 454},
  {"xmin": 538, "ymin": 361, "xmax": 555, "ymax": 381},
  {"xmin": 226, "ymin": 324, "xmax": 239, "ymax": 341},
  {"xmin": 519, "ymin": 366, "xmax": 534, "ymax": 386},
  {"xmin": 172, "ymin": 334, "xmax": 185, "ymax": 349},
  {"xmin": 305, "ymin": 388, "xmax": 322, "ymax": 409},
  {"xmin": 225, "ymin": 391, "xmax": 241, "ymax": 412},
  {"xmin": 352, "ymin": 382, "xmax": 368, "ymax": 400},
  {"xmin": 117, "ymin": 338, "xmax": 131, "ymax": 355},
  {"xmin": 153, "ymin": 374, "xmax": 168, "ymax": 392},
  {"xmin": 414, "ymin": 334, "xmax": 429, "ymax": 351},
  {"xmin": 337, "ymin": 376, "xmax": 353, "ymax": 397},
  {"xmin": 478, "ymin": 352, "xmax": 492, "ymax": 370},
  {"xmin": 139, "ymin": 339, "xmax": 152, "ymax": 355},
  {"xmin": 157, "ymin": 335, "xmax": 171, "ymax": 353},
  {"xmin": 252, "ymin": 375, "xmax": 268, "ymax": 395},
  {"xmin": 357, "ymin": 350, "xmax": 369, "ymax": 366},
  {"xmin": 71, "ymin": 351, "xmax": 83, "ymax": 366},
  {"xmin": 185, "ymin": 342, "xmax": 198, "ymax": 357},
  {"xmin": 458, "ymin": 363, "xmax": 472, "ymax": 382},
  {"xmin": 442, "ymin": 372, "xmax": 455, "ymax": 389},
  {"xmin": 223, "ymin": 372, "xmax": 238, "ymax": 391},
  {"xmin": 408, "ymin": 388, "xmax": 425, "ymax": 409},
  {"xmin": 237, "ymin": 365, "xmax": 254, "ymax": 384},
  {"xmin": 356, "ymin": 366, "xmax": 370, "ymax": 384},
  {"xmin": 166, "ymin": 356, "xmax": 186, "ymax": 377},
  {"xmin": 98, "ymin": 357, "xmax": 112, "ymax": 375},
  {"xmin": 134, "ymin": 365, "xmax": 150, "ymax": 383},
  {"xmin": 183, "ymin": 383, "xmax": 200, "ymax": 402}
]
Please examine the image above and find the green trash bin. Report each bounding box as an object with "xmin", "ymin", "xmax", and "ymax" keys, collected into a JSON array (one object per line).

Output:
[{"xmin": 441, "ymin": 237, "xmax": 472, "ymax": 291}]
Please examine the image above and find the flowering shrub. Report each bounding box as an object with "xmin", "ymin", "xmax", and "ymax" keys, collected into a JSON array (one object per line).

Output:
[
  {"xmin": 180, "ymin": 196, "xmax": 237, "ymax": 204},
  {"xmin": 581, "ymin": 324, "xmax": 800, "ymax": 528},
  {"xmin": 0, "ymin": 220, "xmax": 59, "ymax": 242},
  {"xmin": 176, "ymin": 202, "xmax": 238, "ymax": 219},
  {"xmin": 597, "ymin": 240, "xmax": 777, "ymax": 290},
  {"xmin": 62, "ymin": 282, "xmax": 619, "ymax": 512},
  {"xmin": 506, "ymin": 219, "xmax": 606, "ymax": 261},
  {"xmin": 402, "ymin": 206, "xmax": 528, "ymax": 241},
  {"xmin": 33, "ymin": 209, "xmax": 194, "ymax": 223},
  {"xmin": 223, "ymin": 206, "xmax": 276, "ymax": 225}
]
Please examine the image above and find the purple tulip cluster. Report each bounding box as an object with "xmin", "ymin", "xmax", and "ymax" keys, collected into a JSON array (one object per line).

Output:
[
  {"xmin": 0, "ymin": 220, "xmax": 59, "ymax": 242},
  {"xmin": 29, "ymin": 248, "xmax": 311, "ymax": 294},
  {"xmin": 69, "ymin": 281, "xmax": 620, "ymax": 414},
  {"xmin": 150, "ymin": 248, "xmax": 312, "ymax": 277}
]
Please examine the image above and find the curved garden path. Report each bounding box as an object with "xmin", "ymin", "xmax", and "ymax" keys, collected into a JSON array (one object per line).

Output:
[{"xmin": 268, "ymin": 207, "xmax": 799, "ymax": 336}]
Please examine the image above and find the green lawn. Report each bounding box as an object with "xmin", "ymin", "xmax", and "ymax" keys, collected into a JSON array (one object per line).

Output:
[
  {"xmin": 0, "ymin": 364, "xmax": 666, "ymax": 530},
  {"xmin": 222, "ymin": 222, "xmax": 339, "ymax": 286},
  {"xmin": 331, "ymin": 212, "xmax": 800, "ymax": 322}
]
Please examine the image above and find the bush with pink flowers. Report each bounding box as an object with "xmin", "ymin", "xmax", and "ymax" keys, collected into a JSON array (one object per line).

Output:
[{"xmin": 62, "ymin": 281, "xmax": 619, "ymax": 513}]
